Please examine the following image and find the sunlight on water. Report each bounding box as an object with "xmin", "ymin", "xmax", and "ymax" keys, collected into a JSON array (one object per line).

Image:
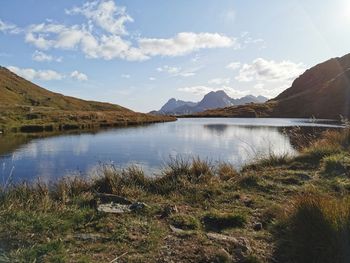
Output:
[{"xmin": 0, "ymin": 118, "xmax": 342, "ymax": 182}]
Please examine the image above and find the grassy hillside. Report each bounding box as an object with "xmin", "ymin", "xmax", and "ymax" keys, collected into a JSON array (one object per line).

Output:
[
  {"xmin": 188, "ymin": 53, "xmax": 350, "ymax": 120},
  {"xmin": 0, "ymin": 67, "xmax": 130, "ymax": 111},
  {"xmin": 0, "ymin": 67, "xmax": 175, "ymax": 132}
]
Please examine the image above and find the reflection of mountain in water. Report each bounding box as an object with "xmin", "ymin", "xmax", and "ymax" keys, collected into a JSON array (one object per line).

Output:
[
  {"xmin": 203, "ymin": 124, "xmax": 341, "ymax": 151},
  {"xmin": 203, "ymin": 124, "xmax": 229, "ymax": 136},
  {"xmin": 0, "ymin": 134, "xmax": 32, "ymax": 157},
  {"xmin": 0, "ymin": 120, "xmax": 343, "ymax": 183}
]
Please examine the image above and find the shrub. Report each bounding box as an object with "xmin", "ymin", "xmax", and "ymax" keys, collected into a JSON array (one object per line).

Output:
[
  {"xmin": 243, "ymin": 152, "xmax": 291, "ymax": 171},
  {"xmin": 321, "ymin": 153, "xmax": 350, "ymax": 177},
  {"xmin": 202, "ymin": 211, "xmax": 246, "ymax": 232},
  {"xmin": 217, "ymin": 163, "xmax": 238, "ymax": 181},
  {"xmin": 275, "ymin": 193, "xmax": 350, "ymax": 263},
  {"xmin": 301, "ymin": 130, "xmax": 347, "ymax": 161},
  {"xmin": 237, "ymin": 174, "xmax": 260, "ymax": 188},
  {"xmin": 190, "ymin": 158, "xmax": 213, "ymax": 181},
  {"xmin": 169, "ymin": 214, "xmax": 200, "ymax": 230}
]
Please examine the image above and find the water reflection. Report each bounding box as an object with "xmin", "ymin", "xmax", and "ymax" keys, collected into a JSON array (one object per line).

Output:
[{"xmin": 0, "ymin": 118, "xmax": 343, "ymax": 183}]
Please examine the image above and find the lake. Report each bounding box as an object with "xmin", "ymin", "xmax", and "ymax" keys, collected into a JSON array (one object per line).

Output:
[{"xmin": 0, "ymin": 118, "xmax": 343, "ymax": 183}]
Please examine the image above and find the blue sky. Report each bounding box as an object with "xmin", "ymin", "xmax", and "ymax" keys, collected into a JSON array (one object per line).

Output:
[{"xmin": 1, "ymin": 0, "xmax": 349, "ymax": 112}]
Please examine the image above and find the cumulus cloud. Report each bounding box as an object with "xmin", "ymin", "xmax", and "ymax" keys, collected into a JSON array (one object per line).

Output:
[
  {"xmin": 226, "ymin": 62, "xmax": 241, "ymax": 71},
  {"xmin": 157, "ymin": 65, "xmax": 196, "ymax": 77},
  {"xmin": 208, "ymin": 78, "xmax": 231, "ymax": 85},
  {"xmin": 7, "ymin": 66, "xmax": 64, "ymax": 81},
  {"xmin": 24, "ymin": 25, "xmax": 235, "ymax": 61},
  {"xmin": 178, "ymin": 85, "xmax": 246, "ymax": 97},
  {"xmin": 32, "ymin": 50, "xmax": 62, "ymax": 62},
  {"xmin": 4, "ymin": 1, "xmax": 238, "ymax": 62},
  {"xmin": 24, "ymin": 23, "xmax": 147, "ymax": 61},
  {"xmin": 157, "ymin": 65, "xmax": 180, "ymax": 74},
  {"xmin": 71, "ymin": 70, "xmax": 88, "ymax": 81},
  {"xmin": 66, "ymin": 0, "xmax": 133, "ymax": 35},
  {"xmin": 139, "ymin": 32, "xmax": 236, "ymax": 57},
  {"xmin": 0, "ymin": 19, "xmax": 20, "ymax": 34},
  {"xmin": 236, "ymin": 58, "xmax": 305, "ymax": 83}
]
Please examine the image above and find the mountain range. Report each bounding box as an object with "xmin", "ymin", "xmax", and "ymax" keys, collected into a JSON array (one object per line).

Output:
[
  {"xmin": 151, "ymin": 91, "xmax": 268, "ymax": 115},
  {"xmin": 191, "ymin": 53, "xmax": 350, "ymax": 119}
]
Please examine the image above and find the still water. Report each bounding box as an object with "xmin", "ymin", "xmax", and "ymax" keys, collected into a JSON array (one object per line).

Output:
[{"xmin": 0, "ymin": 118, "xmax": 342, "ymax": 183}]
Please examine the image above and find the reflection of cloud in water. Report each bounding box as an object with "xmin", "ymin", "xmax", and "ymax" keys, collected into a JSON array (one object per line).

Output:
[
  {"xmin": 179, "ymin": 124, "xmax": 297, "ymax": 165},
  {"xmin": 1, "ymin": 118, "xmax": 337, "ymax": 183},
  {"xmin": 12, "ymin": 142, "xmax": 38, "ymax": 160},
  {"xmin": 36, "ymin": 160, "xmax": 56, "ymax": 184},
  {"xmin": 73, "ymin": 137, "xmax": 90, "ymax": 156}
]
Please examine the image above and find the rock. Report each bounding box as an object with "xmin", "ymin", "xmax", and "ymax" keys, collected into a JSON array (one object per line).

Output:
[
  {"xmin": 253, "ymin": 222, "xmax": 263, "ymax": 231},
  {"xmin": 130, "ymin": 202, "xmax": 148, "ymax": 211},
  {"xmin": 207, "ymin": 233, "xmax": 251, "ymax": 253},
  {"xmin": 97, "ymin": 201, "xmax": 148, "ymax": 214},
  {"xmin": 74, "ymin": 233, "xmax": 106, "ymax": 241},
  {"xmin": 161, "ymin": 204, "xmax": 178, "ymax": 218},
  {"xmin": 207, "ymin": 233, "xmax": 239, "ymax": 243},
  {"xmin": 97, "ymin": 203, "xmax": 131, "ymax": 214},
  {"xmin": 94, "ymin": 191, "xmax": 132, "ymax": 205},
  {"xmin": 169, "ymin": 224, "xmax": 186, "ymax": 234}
]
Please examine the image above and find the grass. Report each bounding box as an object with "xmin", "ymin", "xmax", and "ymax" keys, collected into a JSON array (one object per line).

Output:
[
  {"xmin": 0, "ymin": 67, "xmax": 176, "ymax": 133},
  {"xmin": 169, "ymin": 214, "xmax": 201, "ymax": 230},
  {"xmin": 321, "ymin": 153, "xmax": 350, "ymax": 176},
  {"xmin": 1, "ymin": 128, "xmax": 350, "ymax": 262},
  {"xmin": 202, "ymin": 211, "xmax": 247, "ymax": 231},
  {"xmin": 275, "ymin": 194, "xmax": 350, "ymax": 263}
]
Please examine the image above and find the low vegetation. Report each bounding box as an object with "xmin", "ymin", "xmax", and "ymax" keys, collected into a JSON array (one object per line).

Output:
[
  {"xmin": 0, "ymin": 129, "xmax": 350, "ymax": 262},
  {"xmin": 0, "ymin": 67, "xmax": 176, "ymax": 133}
]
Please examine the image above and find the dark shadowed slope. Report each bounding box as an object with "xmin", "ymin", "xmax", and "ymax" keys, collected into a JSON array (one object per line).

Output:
[
  {"xmin": 191, "ymin": 53, "xmax": 350, "ymax": 119},
  {"xmin": 272, "ymin": 53, "xmax": 350, "ymax": 118}
]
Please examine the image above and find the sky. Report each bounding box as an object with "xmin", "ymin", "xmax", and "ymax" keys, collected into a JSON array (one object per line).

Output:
[{"xmin": 0, "ymin": 0, "xmax": 350, "ymax": 112}]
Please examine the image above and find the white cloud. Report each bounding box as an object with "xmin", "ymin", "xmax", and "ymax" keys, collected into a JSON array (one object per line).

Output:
[
  {"xmin": 139, "ymin": 32, "xmax": 236, "ymax": 57},
  {"xmin": 71, "ymin": 70, "xmax": 88, "ymax": 81},
  {"xmin": 149, "ymin": 77, "xmax": 156, "ymax": 81},
  {"xmin": 121, "ymin": 74, "xmax": 131, "ymax": 78},
  {"xmin": 0, "ymin": 19, "xmax": 20, "ymax": 34},
  {"xmin": 226, "ymin": 62, "xmax": 241, "ymax": 71},
  {"xmin": 8, "ymin": 2, "xmax": 238, "ymax": 62},
  {"xmin": 178, "ymin": 85, "xmax": 246, "ymax": 98},
  {"xmin": 208, "ymin": 78, "xmax": 231, "ymax": 85},
  {"xmin": 251, "ymin": 83, "xmax": 285, "ymax": 98},
  {"xmin": 157, "ymin": 65, "xmax": 197, "ymax": 77},
  {"xmin": 239, "ymin": 32, "xmax": 265, "ymax": 48},
  {"xmin": 66, "ymin": 0, "xmax": 133, "ymax": 35},
  {"xmin": 157, "ymin": 65, "xmax": 180, "ymax": 74},
  {"xmin": 32, "ymin": 50, "xmax": 62, "ymax": 62},
  {"xmin": 236, "ymin": 58, "xmax": 305, "ymax": 83},
  {"xmin": 191, "ymin": 54, "xmax": 200, "ymax": 62},
  {"xmin": 24, "ymin": 23, "xmax": 147, "ymax": 61},
  {"xmin": 7, "ymin": 66, "xmax": 64, "ymax": 81}
]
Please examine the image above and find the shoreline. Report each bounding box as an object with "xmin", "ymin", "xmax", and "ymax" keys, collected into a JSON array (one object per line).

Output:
[
  {"xmin": 0, "ymin": 111, "xmax": 176, "ymax": 134},
  {"xmin": 1, "ymin": 129, "xmax": 350, "ymax": 262}
]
